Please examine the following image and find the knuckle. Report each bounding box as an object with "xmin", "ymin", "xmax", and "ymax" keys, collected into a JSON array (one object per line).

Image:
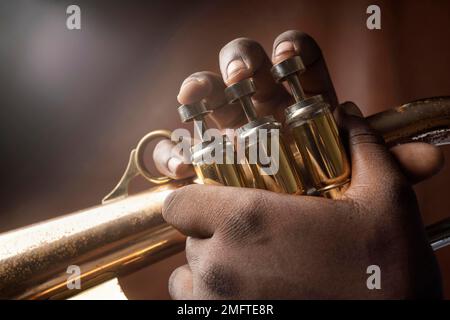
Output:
[
  {"xmin": 349, "ymin": 174, "xmax": 415, "ymax": 220},
  {"xmin": 199, "ymin": 262, "xmax": 240, "ymax": 298},
  {"xmin": 220, "ymin": 37, "xmax": 255, "ymax": 53},
  {"xmin": 189, "ymin": 70, "xmax": 209, "ymax": 78},
  {"xmin": 385, "ymin": 177, "xmax": 416, "ymax": 206},
  {"xmin": 349, "ymin": 127, "xmax": 384, "ymax": 146},
  {"xmin": 185, "ymin": 237, "xmax": 200, "ymax": 265},
  {"xmin": 221, "ymin": 191, "xmax": 268, "ymax": 242},
  {"xmin": 185, "ymin": 236, "xmax": 196, "ymax": 252},
  {"xmin": 162, "ymin": 185, "xmax": 194, "ymax": 221},
  {"xmin": 187, "ymin": 71, "xmax": 215, "ymax": 82},
  {"xmin": 274, "ymin": 30, "xmax": 308, "ymax": 43},
  {"xmin": 162, "ymin": 190, "xmax": 179, "ymax": 222},
  {"xmin": 273, "ymin": 31, "xmax": 321, "ymax": 64},
  {"xmin": 220, "ymin": 37, "xmax": 265, "ymax": 65}
]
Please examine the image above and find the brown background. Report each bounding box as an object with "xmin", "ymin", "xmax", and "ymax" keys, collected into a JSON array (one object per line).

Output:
[{"xmin": 0, "ymin": 0, "xmax": 449, "ymax": 298}]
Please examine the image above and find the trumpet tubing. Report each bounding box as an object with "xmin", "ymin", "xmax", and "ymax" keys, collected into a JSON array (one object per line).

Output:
[
  {"xmin": 287, "ymin": 96, "xmax": 350, "ymax": 197},
  {"xmin": 0, "ymin": 180, "xmax": 189, "ymax": 299},
  {"xmin": 0, "ymin": 97, "xmax": 449, "ymax": 299}
]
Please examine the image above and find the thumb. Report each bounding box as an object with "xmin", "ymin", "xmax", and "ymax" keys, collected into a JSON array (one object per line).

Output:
[{"xmin": 340, "ymin": 102, "xmax": 407, "ymax": 197}]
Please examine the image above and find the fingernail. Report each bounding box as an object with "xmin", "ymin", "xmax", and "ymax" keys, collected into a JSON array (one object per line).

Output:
[
  {"xmin": 178, "ymin": 78, "xmax": 205, "ymax": 101},
  {"xmin": 168, "ymin": 157, "xmax": 182, "ymax": 174},
  {"xmin": 226, "ymin": 59, "xmax": 247, "ymax": 79},
  {"xmin": 342, "ymin": 102, "xmax": 363, "ymax": 118},
  {"xmin": 274, "ymin": 41, "xmax": 295, "ymax": 57},
  {"xmin": 179, "ymin": 77, "xmax": 204, "ymax": 92}
]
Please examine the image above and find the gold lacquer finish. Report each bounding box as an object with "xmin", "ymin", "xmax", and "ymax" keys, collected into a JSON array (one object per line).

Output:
[
  {"xmin": 287, "ymin": 95, "xmax": 350, "ymax": 198},
  {"xmin": 0, "ymin": 97, "xmax": 450, "ymax": 299},
  {"xmin": 225, "ymin": 78, "xmax": 305, "ymax": 194},
  {"xmin": 272, "ymin": 56, "xmax": 350, "ymax": 198},
  {"xmin": 178, "ymin": 102, "xmax": 248, "ymax": 188},
  {"xmin": 191, "ymin": 139, "xmax": 247, "ymax": 187},
  {"xmin": 238, "ymin": 118, "xmax": 303, "ymax": 194},
  {"xmin": 0, "ymin": 180, "xmax": 189, "ymax": 299},
  {"xmin": 103, "ymin": 129, "xmax": 174, "ymax": 203},
  {"xmin": 367, "ymin": 96, "xmax": 450, "ymax": 147}
]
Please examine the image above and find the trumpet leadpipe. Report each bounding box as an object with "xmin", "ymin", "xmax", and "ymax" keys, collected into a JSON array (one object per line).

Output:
[
  {"xmin": 0, "ymin": 180, "xmax": 190, "ymax": 299},
  {"xmin": 0, "ymin": 97, "xmax": 449, "ymax": 300}
]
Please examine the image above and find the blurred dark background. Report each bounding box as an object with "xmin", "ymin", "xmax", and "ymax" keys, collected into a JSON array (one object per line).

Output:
[{"xmin": 1, "ymin": 0, "xmax": 449, "ymax": 298}]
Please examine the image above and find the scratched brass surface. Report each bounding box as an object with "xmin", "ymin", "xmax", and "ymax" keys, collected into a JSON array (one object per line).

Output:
[
  {"xmin": 0, "ymin": 98, "xmax": 449, "ymax": 299},
  {"xmin": 0, "ymin": 180, "xmax": 189, "ymax": 299},
  {"xmin": 368, "ymin": 97, "xmax": 450, "ymax": 147}
]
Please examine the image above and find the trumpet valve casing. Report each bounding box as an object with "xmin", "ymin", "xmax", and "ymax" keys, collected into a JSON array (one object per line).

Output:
[
  {"xmin": 237, "ymin": 116, "xmax": 304, "ymax": 194},
  {"xmin": 178, "ymin": 102, "xmax": 247, "ymax": 188},
  {"xmin": 225, "ymin": 78, "xmax": 305, "ymax": 194},
  {"xmin": 285, "ymin": 95, "xmax": 350, "ymax": 197},
  {"xmin": 190, "ymin": 137, "xmax": 247, "ymax": 187},
  {"xmin": 272, "ymin": 56, "xmax": 350, "ymax": 198}
]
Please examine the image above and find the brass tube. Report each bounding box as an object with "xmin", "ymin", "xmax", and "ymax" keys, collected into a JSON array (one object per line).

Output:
[
  {"xmin": 0, "ymin": 180, "xmax": 190, "ymax": 299},
  {"xmin": 368, "ymin": 97, "xmax": 450, "ymax": 146},
  {"xmin": 0, "ymin": 97, "xmax": 449, "ymax": 300},
  {"xmin": 286, "ymin": 96, "xmax": 350, "ymax": 197},
  {"xmin": 427, "ymin": 218, "xmax": 450, "ymax": 251}
]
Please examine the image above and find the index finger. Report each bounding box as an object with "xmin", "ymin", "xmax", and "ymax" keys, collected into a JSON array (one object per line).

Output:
[
  {"xmin": 162, "ymin": 184, "xmax": 224, "ymax": 238},
  {"xmin": 162, "ymin": 184, "xmax": 266, "ymax": 239}
]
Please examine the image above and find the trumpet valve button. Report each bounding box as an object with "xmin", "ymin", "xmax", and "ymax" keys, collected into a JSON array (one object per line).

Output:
[
  {"xmin": 178, "ymin": 101, "xmax": 210, "ymax": 123},
  {"xmin": 224, "ymin": 78, "xmax": 256, "ymax": 104},
  {"xmin": 271, "ymin": 56, "xmax": 305, "ymax": 83}
]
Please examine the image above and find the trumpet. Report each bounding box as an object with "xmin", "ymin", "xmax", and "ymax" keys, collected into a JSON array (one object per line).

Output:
[{"xmin": 0, "ymin": 97, "xmax": 450, "ymax": 300}]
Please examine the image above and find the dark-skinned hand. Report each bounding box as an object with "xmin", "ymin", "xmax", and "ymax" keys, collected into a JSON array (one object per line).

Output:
[{"xmin": 154, "ymin": 31, "xmax": 444, "ymax": 299}]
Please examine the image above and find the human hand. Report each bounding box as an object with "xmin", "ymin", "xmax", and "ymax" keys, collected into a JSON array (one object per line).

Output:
[
  {"xmin": 153, "ymin": 30, "xmax": 444, "ymax": 184},
  {"xmin": 164, "ymin": 103, "xmax": 442, "ymax": 299}
]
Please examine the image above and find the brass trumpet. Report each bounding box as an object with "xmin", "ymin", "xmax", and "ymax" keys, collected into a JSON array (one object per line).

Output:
[{"xmin": 1, "ymin": 97, "xmax": 450, "ymax": 300}]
